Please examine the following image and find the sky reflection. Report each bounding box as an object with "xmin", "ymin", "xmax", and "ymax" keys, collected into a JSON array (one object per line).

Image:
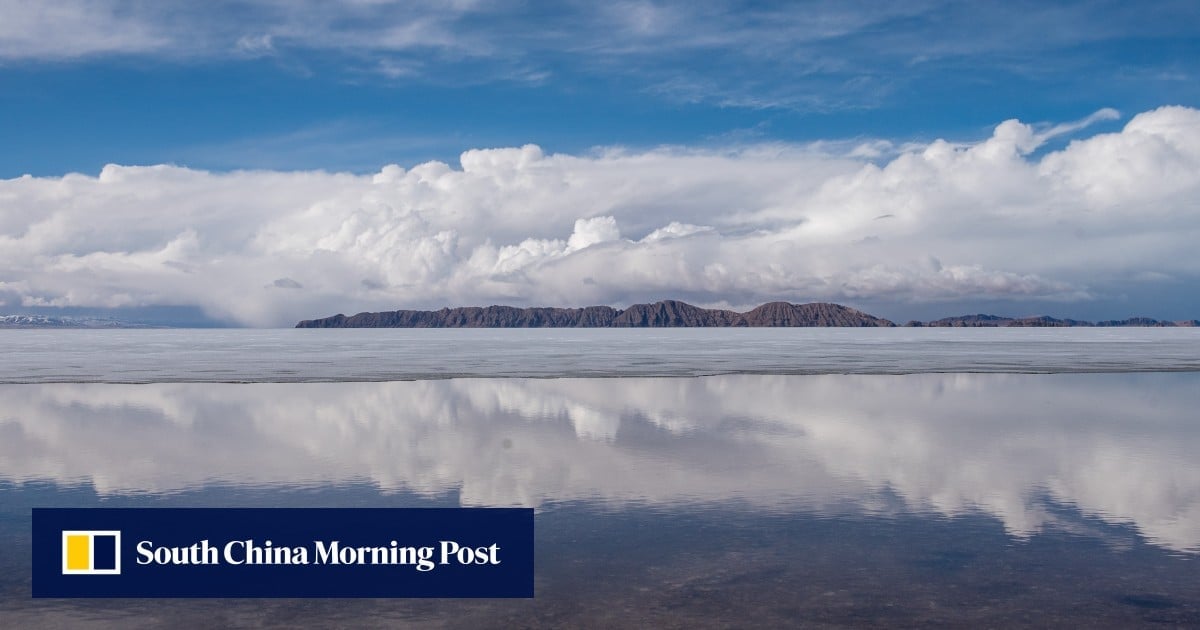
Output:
[{"xmin": 1, "ymin": 373, "xmax": 1197, "ymax": 552}]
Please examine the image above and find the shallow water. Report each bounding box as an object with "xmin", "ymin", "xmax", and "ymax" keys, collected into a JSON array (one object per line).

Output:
[
  {"xmin": 2, "ymin": 373, "xmax": 1198, "ymax": 627},
  {"xmin": 2, "ymin": 328, "xmax": 1200, "ymax": 382}
]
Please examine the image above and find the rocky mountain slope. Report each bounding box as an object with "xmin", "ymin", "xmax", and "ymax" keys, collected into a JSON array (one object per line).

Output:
[
  {"xmin": 906, "ymin": 314, "xmax": 1199, "ymax": 327},
  {"xmin": 296, "ymin": 300, "xmax": 895, "ymax": 328},
  {"xmin": 298, "ymin": 301, "xmax": 1200, "ymax": 329}
]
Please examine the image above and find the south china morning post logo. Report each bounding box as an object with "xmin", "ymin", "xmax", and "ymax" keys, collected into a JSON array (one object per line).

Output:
[
  {"xmin": 132, "ymin": 537, "xmax": 500, "ymax": 571},
  {"xmin": 61, "ymin": 530, "xmax": 122, "ymax": 575},
  {"xmin": 33, "ymin": 508, "xmax": 534, "ymax": 598}
]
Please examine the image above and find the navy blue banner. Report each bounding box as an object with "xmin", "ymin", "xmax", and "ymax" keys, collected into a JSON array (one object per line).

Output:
[{"xmin": 33, "ymin": 508, "xmax": 534, "ymax": 598}]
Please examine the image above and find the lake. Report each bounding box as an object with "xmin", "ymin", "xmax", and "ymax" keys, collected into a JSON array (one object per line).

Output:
[
  {"xmin": 2, "ymin": 327, "xmax": 1199, "ymax": 382},
  {"xmin": 1, "ymin": 330, "xmax": 1198, "ymax": 626}
]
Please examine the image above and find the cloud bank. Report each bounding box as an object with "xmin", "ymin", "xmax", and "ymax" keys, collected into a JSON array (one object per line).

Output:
[{"xmin": 1, "ymin": 106, "xmax": 1199, "ymax": 326}]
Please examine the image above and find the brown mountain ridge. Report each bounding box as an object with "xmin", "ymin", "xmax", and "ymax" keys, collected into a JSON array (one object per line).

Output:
[
  {"xmin": 296, "ymin": 300, "xmax": 1200, "ymax": 328},
  {"xmin": 296, "ymin": 300, "xmax": 894, "ymax": 328},
  {"xmin": 907, "ymin": 314, "xmax": 1199, "ymax": 327}
]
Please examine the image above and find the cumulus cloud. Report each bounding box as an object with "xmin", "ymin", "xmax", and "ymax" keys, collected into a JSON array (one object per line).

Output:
[{"xmin": 1, "ymin": 107, "xmax": 1199, "ymax": 326}]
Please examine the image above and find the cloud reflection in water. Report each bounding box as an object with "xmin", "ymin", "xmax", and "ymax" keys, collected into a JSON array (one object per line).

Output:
[{"xmin": 1, "ymin": 373, "xmax": 1197, "ymax": 552}]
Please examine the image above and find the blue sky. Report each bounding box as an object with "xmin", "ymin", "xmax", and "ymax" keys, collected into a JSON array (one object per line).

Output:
[
  {"xmin": 2, "ymin": 1, "xmax": 1200, "ymax": 325},
  {"xmin": 4, "ymin": 0, "xmax": 1197, "ymax": 176}
]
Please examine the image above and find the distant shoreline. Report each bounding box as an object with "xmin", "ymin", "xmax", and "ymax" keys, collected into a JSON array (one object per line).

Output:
[{"xmin": 295, "ymin": 300, "xmax": 1200, "ymax": 329}]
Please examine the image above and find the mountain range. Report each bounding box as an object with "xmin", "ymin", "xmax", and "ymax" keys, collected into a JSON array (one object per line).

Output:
[
  {"xmin": 0, "ymin": 315, "xmax": 153, "ymax": 329},
  {"xmin": 295, "ymin": 301, "xmax": 1200, "ymax": 328}
]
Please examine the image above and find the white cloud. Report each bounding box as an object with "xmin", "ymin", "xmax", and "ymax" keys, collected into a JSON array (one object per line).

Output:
[
  {"xmin": 1, "ymin": 107, "xmax": 1199, "ymax": 326},
  {"xmin": 640, "ymin": 221, "xmax": 713, "ymax": 242},
  {"xmin": 0, "ymin": 0, "xmax": 481, "ymax": 61},
  {"xmin": 566, "ymin": 216, "xmax": 621, "ymax": 251},
  {"xmin": 0, "ymin": 0, "xmax": 169, "ymax": 59},
  {"xmin": 234, "ymin": 33, "xmax": 275, "ymax": 57}
]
